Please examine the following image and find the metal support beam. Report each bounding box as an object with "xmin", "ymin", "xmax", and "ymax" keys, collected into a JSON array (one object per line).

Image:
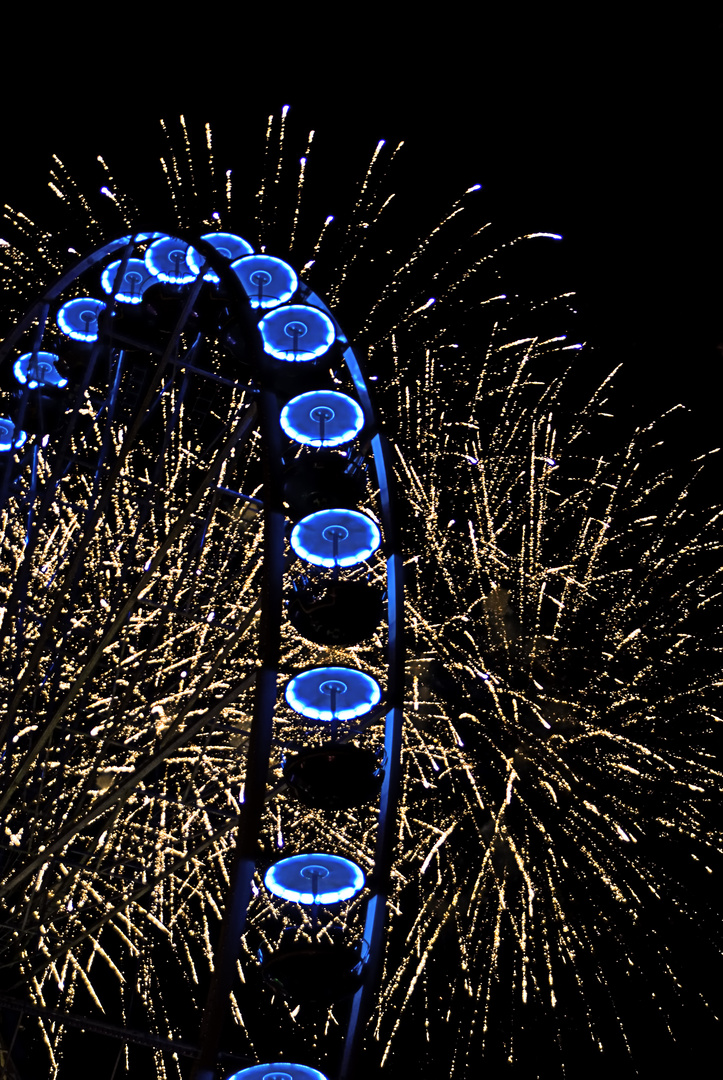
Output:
[
  {"xmin": 0, "ymin": 992, "xmax": 252, "ymax": 1069},
  {"xmin": 192, "ymin": 374, "xmax": 285, "ymax": 1078}
]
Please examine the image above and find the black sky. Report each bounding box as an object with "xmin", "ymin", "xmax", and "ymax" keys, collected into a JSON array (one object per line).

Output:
[{"xmin": 2, "ymin": 13, "xmax": 720, "ymax": 452}]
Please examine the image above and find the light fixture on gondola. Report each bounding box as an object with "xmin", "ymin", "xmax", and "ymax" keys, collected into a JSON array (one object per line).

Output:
[
  {"xmin": 231, "ymin": 254, "xmax": 298, "ymax": 309},
  {"xmin": 258, "ymin": 305, "xmax": 335, "ymax": 363},
  {"xmin": 285, "ymin": 666, "xmax": 381, "ymax": 723},
  {"xmin": 280, "ymin": 390, "xmax": 364, "ymax": 448},
  {"xmin": 186, "ymin": 232, "xmax": 254, "ymax": 283},
  {"xmin": 57, "ymin": 297, "xmax": 107, "ymax": 342},
  {"xmin": 0, "ymin": 417, "xmax": 26, "ymax": 452},
  {"xmin": 144, "ymin": 237, "xmax": 197, "ymax": 285},
  {"xmin": 290, "ymin": 508, "xmax": 380, "ymax": 568},
  {"xmin": 13, "ymin": 352, "xmax": 68, "ymax": 390},
  {"xmin": 225, "ymin": 1065, "xmax": 329, "ymax": 1080},
  {"xmin": 11, "ymin": 350, "xmax": 69, "ymax": 436},
  {"xmin": 264, "ymin": 853, "xmax": 365, "ymax": 905},
  {"xmin": 101, "ymin": 258, "xmax": 154, "ymax": 304}
]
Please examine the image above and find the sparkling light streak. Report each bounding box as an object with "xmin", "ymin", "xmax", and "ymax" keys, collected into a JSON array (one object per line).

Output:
[{"xmin": 0, "ymin": 110, "xmax": 720, "ymax": 1080}]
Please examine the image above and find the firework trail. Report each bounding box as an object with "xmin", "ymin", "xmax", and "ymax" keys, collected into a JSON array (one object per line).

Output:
[
  {"xmin": 0, "ymin": 112, "xmax": 720, "ymax": 1078},
  {"xmin": 374, "ymin": 329, "xmax": 723, "ymax": 1074}
]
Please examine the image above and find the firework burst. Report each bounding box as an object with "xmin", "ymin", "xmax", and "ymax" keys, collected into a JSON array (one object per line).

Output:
[{"xmin": 0, "ymin": 111, "xmax": 720, "ymax": 1079}]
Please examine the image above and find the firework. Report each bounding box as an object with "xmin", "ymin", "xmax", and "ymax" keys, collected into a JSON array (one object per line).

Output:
[
  {"xmin": 376, "ymin": 333, "xmax": 723, "ymax": 1074},
  {"xmin": 0, "ymin": 111, "xmax": 720, "ymax": 1079}
]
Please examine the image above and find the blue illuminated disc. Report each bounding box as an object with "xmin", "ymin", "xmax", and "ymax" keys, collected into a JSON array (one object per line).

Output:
[
  {"xmin": 101, "ymin": 259, "xmax": 154, "ymax": 304},
  {"xmin": 145, "ymin": 237, "xmax": 197, "ymax": 284},
  {"xmin": 226, "ymin": 1065, "xmax": 329, "ymax": 1080},
  {"xmin": 231, "ymin": 255, "xmax": 298, "ymax": 309},
  {"xmin": 280, "ymin": 391, "xmax": 364, "ymax": 447},
  {"xmin": 186, "ymin": 232, "xmax": 254, "ymax": 283},
  {"xmin": 57, "ymin": 298, "xmax": 107, "ymax": 342},
  {"xmin": 259, "ymin": 305, "xmax": 335, "ymax": 363},
  {"xmin": 290, "ymin": 508, "xmax": 381, "ymax": 568},
  {"xmin": 0, "ymin": 417, "xmax": 26, "ymax": 452},
  {"xmin": 264, "ymin": 854, "xmax": 365, "ymax": 906},
  {"xmin": 285, "ymin": 666, "xmax": 381, "ymax": 722},
  {"xmin": 13, "ymin": 352, "xmax": 67, "ymax": 390}
]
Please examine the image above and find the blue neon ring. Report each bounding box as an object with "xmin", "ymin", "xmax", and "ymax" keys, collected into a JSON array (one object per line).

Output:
[
  {"xmin": 101, "ymin": 259, "xmax": 153, "ymax": 304},
  {"xmin": 264, "ymin": 853, "xmax": 365, "ymax": 905},
  {"xmin": 280, "ymin": 391, "xmax": 364, "ymax": 447},
  {"xmin": 145, "ymin": 237, "xmax": 197, "ymax": 284},
  {"xmin": 57, "ymin": 298, "xmax": 107, "ymax": 342},
  {"xmin": 231, "ymin": 254, "xmax": 298, "ymax": 309},
  {"xmin": 186, "ymin": 232, "xmax": 254, "ymax": 283},
  {"xmin": 290, "ymin": 509, "xmax": 381, "ymax": 568},
  {"xmin": 226, "ymin": 1064, "xmax": 329, "ymax": 1080},
  {"xmin": 13, "ymin": 352, "xmax": 67, "ymax": 390},
  {"xmin": 0, "ymin": 417, "xmax": 26, "ymax": 452},
  {"xmin": 259, "ymin": 305, "xmax": 335, "ymax": 362},
  {"xmin": 285, "ymin": 666, "xmax": 381, "ymax": 722}
]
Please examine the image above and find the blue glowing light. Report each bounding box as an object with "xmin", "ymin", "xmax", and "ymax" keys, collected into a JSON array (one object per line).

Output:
[
  {"xmin": 226, "ymin": 1065, "xmax": 329, "ymax": 1080},
  {"xmin": 145, "ymin": 237, "xmax": 197, "ymax": 284},
  {"xmin": 13, "ymin": 352, "xmax": 67, "ymax": 390},
  {"xmin": 290, "ymin": 508, "xmax": 381, "ymax": 568},
  {"xmin": 258, "ymin": 305, "xmax": 335, "ymax": 363},
  {"xmin": 231, "ymin": 255, "xmax": 298, "ymax": 309},
  {"xmin": 57, "ymin": 298, "xmax": 107, "ymax": 342},
  {"xmin": 186, "ymin": 232, "xmax": 254, "ymax": 283},
  {"xmin": 264, "ymin": 854, "xmax": 365, "ymax": 905},
  {"xmin": 0, "ymin": 417, "xmax": 26, "ymax": 452},
  {"xmin": 280, "ymin": 391, "xmax": 364, "ymax": 447},
  {"xmin": 285, "ymin": 666, "xmax": 381, "ymax": 722},
  {"xmin": 101, "ymin": 259, "xmax": 153, "ymax": 304}
]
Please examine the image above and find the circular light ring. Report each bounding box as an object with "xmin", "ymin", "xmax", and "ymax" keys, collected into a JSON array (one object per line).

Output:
[
  {"xmin": 13, "ymin": 352, "xmax": 67, "ymax": 390},
  {"xmin": 231, "ymin": 254, "xmax": 298, "ymax": 309},
  {"xmin": 145, "ymin": 237, "xmax": 197, "ymax": 284},
  {"xmin": 186, "ymin": 232, "xmax": 254, "ymax": 283},
  {"xmin": 226, "ymin": 1065, "xmax": 329, "ymax": 1080},
  {"xmin": 264, "ymin": 854, "xmax": 365, "ymax": 906},
  {"xmin": 259, "ymin": 305, "xmax": 335, "ymax": 363},
  {"xmin": 290, "ymin": 508, "xmax": 381, "ymax": 568},
  {"xmin": 285, "ymin": 666, "xmax": 381, "ymax": 722},
  {"xmin": 57, "ymin": 298, "xmax": 107, "ymax": 342},
  {"xmin": 0, "ymin": 417, "xmax": 26, "ymax": 452},
  {"xmin": 101, "ymin": 258, "xmax": 154, "ymax": 304},
  {"xmin": 280, "ymin": 391, "xmax": 364, "ymax": 447}
]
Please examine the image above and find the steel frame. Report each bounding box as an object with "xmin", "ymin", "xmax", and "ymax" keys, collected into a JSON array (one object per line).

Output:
[{"xmin": 0, "ymin": 233, "xmax": 405, "ymax": 1080}]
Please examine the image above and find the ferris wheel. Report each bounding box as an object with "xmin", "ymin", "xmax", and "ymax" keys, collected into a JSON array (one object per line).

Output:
[{"xmin": 0, "ymin": 229, "xmax": 404, "ymax": 1080}]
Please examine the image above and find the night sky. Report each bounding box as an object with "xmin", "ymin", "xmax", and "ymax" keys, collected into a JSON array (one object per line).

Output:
[
  {"xmin": 0, "ymin": 11, "xmax": 721, "ymax": 1079},
  {"xmin": 2, "ymin": 13, "xmax": 720, "ymax": 440}
]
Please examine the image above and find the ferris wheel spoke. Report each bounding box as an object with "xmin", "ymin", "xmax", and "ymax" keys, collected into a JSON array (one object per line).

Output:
[{"xmin": 0, "ymin": 400, "xmax": 259, "ymax": 764}]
